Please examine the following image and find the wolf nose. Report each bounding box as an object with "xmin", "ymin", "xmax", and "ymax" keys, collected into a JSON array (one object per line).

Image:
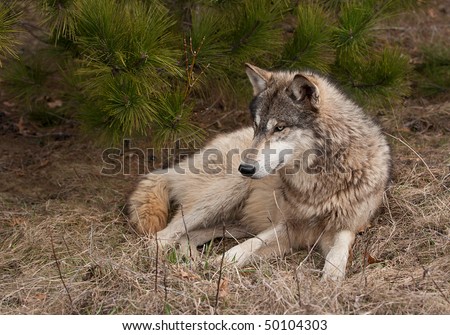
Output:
[{"xmin": 238, "ymin": 163, "xmax": 256, "ymax": 177}]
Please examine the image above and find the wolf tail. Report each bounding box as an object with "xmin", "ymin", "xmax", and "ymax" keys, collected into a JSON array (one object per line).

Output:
[{"xmin": 128, "ymin": 174, "xmax": 169, "ymax": 235}]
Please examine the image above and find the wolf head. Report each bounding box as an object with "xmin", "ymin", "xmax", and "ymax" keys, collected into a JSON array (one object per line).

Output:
[{"xmin": 239, "ymin": 64, "xmax": 322, "ymax": 179}]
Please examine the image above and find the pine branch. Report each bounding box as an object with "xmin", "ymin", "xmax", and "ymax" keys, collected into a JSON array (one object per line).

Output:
[
  {"xmin": 0, "ymin": 1, "xmax": 22, "ymax": 66},
  {"xmin": 280, "ymin": 2, "xmax": 334, "ymax": 73},
  {"xmin": 2, "ymin": 0, "xmax": 418, "ymax": 144},
  {"xmin": 183, "ymin": 36, "xmax": 209, "ymax": 99},
  {"xmin": 338, "ymin": 48, "xmax": 411, "ymax": 107},
  {"xmin": 230, "ymin": 19, "xmax": 261, "ymax": 53},
  {"xmin": 39, "ymin": 0, "xmax": 78, "ymax": 42},
  {"xmin": 226, "ymin": 0, "xmax": 284, "ymax": 65}
]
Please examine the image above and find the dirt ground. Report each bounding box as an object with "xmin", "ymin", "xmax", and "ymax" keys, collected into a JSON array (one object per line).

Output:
[{"xmin": 0, "ymin": 3, "xmax": 449, "ymax": 314}]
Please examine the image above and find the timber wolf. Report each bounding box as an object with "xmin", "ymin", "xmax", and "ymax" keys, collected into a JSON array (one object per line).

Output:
[{"xmin": 128, "ymin": 64, "xmax": 391, "ymax": 280}]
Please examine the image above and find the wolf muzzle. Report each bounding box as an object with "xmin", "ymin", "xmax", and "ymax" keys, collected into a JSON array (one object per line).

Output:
[{"xmin": 238, "ymin": 163, "xmax": 256, "ymax": 177}]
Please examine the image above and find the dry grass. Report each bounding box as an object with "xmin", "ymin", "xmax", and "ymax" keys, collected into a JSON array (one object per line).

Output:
[
  {"xmin": 1, "ymin": 100, "xmax": 448, "ymax": 315},
  {"xmin": 1, "ymin": 2, "xmax": 449, "ymax": 315}
]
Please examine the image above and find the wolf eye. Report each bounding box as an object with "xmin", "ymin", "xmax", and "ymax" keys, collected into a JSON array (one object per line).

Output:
[{"xmin": 274, "ymin": 126, "xmax": 285, "ymax": 132}]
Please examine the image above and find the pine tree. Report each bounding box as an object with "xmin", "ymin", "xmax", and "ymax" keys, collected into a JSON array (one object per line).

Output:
[
  {"xmin": 0, "ymin": 1, "xmax": 21, "ymax": 67},
  {"xmin": 278, "ymin": 0, "xmax": 412, "ymax": 107},
  {"xmin": 0, "ymin": 0, "xmax": 420, "ymax": 147}
]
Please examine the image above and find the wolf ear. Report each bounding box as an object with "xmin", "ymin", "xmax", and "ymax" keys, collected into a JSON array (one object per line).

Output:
[
  {"xmin": 245, "ymin": 63, "xmax": 272, "ymax": 96},
  {"xmin": 287, "ymin": 74, "xmax": 320, "ymax": 110}
]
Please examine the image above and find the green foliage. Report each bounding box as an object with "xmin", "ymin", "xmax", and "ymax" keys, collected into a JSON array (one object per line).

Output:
[
  {"xmin": 332, "ymin": 0, "xmax": 381, "ymax": 64},
  {"xmin": 40, "ymin": 0, "xmax": 78, "ymax": 41},
  {"xmin": 0, "ymin": 0, "xmax": 421, "ymax": 145},
  {"xmin": 152, "ymin": 91, "xmax": 205, "ymax": 148},
  {"xmin": 336, "ymin": 48, "xmax": 412, "ymax": 107},
  {"xmin": 278, "ymin": 0, "xmax": 413, "ymax": 107},
  {"xmin": 1, "ymin": 56, "xmax": 51, "ymax": 105},
  {"xmin": 0, "ymin": 1, "xmax": 21, "ymax": 66},
  {"xmin": 75, "ymin": 0, "xmax": 180, "ymax": 77},
  {"xmin": 226, "ymin": 0, "xmax": 285, "ymax": 67},
  {"xmin": 415, "ymin": 45, "xmax": 450, "ymax": 97},
  {"xmin": 50, "ymin": 0, "xmax": 187, "ymax": 144},
  {"xmin": 185, "ymin": 8, "xmax": 228, "ymax": 86},
  {"xmin": 0, "ymin": 48, "xmax": 81, "ymax": 128},
  {"xmin": 279, "ymin": 3, "xmax": 334, "ymax": 73},
  {"xmin": 86, "ymin": 74, "xmax": 158, "ymax": 141},
  {"xmin": 183, "ymin": 0, "xmax": 286, "ymax": 98}
]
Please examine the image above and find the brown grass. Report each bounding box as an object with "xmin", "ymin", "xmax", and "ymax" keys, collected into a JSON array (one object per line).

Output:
[{"xmin": 1, "ymin": 2, "xmax": 449, "ymax": 315}]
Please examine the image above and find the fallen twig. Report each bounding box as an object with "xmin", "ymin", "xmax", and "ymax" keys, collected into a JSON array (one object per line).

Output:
[{"xmin": 49, "ymin": 231, "xmax": 76, "ymax": 313}]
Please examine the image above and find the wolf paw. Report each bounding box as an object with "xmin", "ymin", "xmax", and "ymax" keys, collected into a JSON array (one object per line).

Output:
[
  {"xmin": 154, "ymin": 229, "xmax": 179, "ymax": 248},
  {"xmin": 154, "ymin": 237, "xmax": 171, "ymax": 250},
  {"xmin": 177, "ymin": 237, "xmax": 200, "ymax": 260},
  {"xmin": 214, "ymin": 244, "xmax": 253, "ymax": 268},
  {"xmin": 321, "ymin": 263, "xmax": 345, "ymax": 282}
]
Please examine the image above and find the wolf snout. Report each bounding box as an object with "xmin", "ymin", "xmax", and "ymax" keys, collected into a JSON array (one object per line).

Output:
[{"xmin": 238, "ymin": 163, "xmax": 256, "ymax": 177}]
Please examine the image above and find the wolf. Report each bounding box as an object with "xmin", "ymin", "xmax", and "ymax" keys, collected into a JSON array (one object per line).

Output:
[{"xmin": 128, "ymin": 64, "xmax": 391, "ymax": 280}]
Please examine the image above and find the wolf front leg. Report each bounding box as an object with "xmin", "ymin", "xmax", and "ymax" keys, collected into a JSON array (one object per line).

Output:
[
  {"xmin": 157, "ymin": 177, "xmax": 250, "ymax": 247},
  {"xmin": 220, "ymin": 224, "xmax": 292, "ymax": 267},
  {"xmin": 321, "ymin": 230, "xmax": 355, "ymax": 281},
  {"xmin": 176, "ymin": 225, "xmax": 253, "ymax": 260}
]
